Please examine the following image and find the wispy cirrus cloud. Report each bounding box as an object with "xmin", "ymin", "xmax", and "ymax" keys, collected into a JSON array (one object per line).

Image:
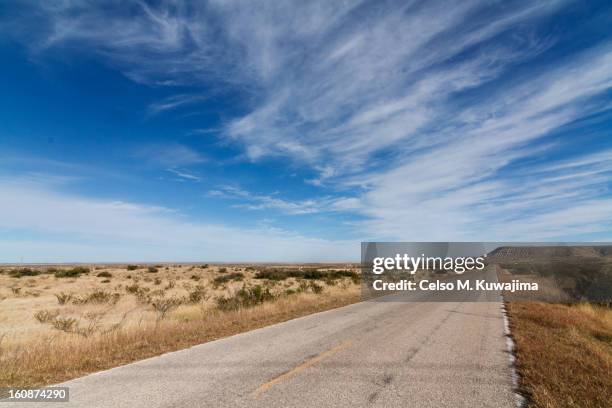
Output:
[
  {"xmin": 2, "ymin": 0, "xmax": 612, "ymax": 247},
  {"xmin": 208, "ymin": 186, "xmax": 347, "ymax": 215},
  {"xmin": 134, "ymin": 143, "xmax": 205, "ymax": 167},
  {"xmin": 166, "ymin": 168, "xmax": 202, "ymax": 182},
  {"xmin": 147, "ymin": 94, "xmax": 207, "ymax": 116},
  {"xmin": 344, "ymin": 45, "xmax": 612, "ymax": 241}
]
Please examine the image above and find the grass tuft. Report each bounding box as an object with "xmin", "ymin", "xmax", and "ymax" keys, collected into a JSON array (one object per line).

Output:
[
  {"xmin": 51, "ymin": 317, "xmax": 77, "ymax": 332},
  {"xmin": 55, "ymin": 292, "xmax": 73, "ymax": 305},
  {"xmin": 33, "ymin": 310, "xmax": 60, "ymax": 324}
]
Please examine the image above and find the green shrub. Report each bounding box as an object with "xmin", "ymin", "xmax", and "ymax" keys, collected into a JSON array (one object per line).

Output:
[
  {"xmin": 324, "ymin": 276, "xmax": 338, "ymax": 286},
  {"xmin": 254, "ymin": 269, "xmax": 291, "ymax": 281},
  {"xmin": 97, "ymin": 271, "xmax": 112, "ymax": 278},
  {"xmin": 73, "ymin": 289, "xmax": 120, "ymax": 305},
  {"xmin": 297, "ymin": 280, "xmax": 309, "ymax": 293},
  {"xmin": 54, "ymin": 267, "xmax": 89, "ymax": 278},
  {"xmin": 186, "ymin": 285, "xmax": 208, "ymax": 304},
  {"xmin": 309, "ymin": 282, "xmax": 324, "ymax": 294},
  {"xmin": 9, "ymin": 268, "xmax": 40, "ymax": 278},
  {"xmin": 216, "ymin": 285, "xmax": 274, "ymax": 311},
  {"xmin": 254, "ymin": 268, "xmax": 359, "ymax": 282},
  {"xmin": 125, "ymin": 283, "xmax": 140, "ymax": 294},
  {"xmin": 302, "ymin": 270, "xmax": 325, "ymax": 279},
  {"xmin": 218, "ymin": 267, "xmax": 228, "ymax": 273},
  {"xmin": 147, "ymin": 266, "xmax": 159, "ymax": 273},
  {"xmin": 126, "ymin": 265, "xmax": 138, "ymax": 271},
  {"xmin": 125, "ymin": 284, "xmax": 150, "ymax": 303},
  {"xmin": 349, "ymin": 273, "xmax": 361, "ymax": 284},
  {"xmin": 213, "ymin": 272, "xmax": 244, "ymax": 286}
]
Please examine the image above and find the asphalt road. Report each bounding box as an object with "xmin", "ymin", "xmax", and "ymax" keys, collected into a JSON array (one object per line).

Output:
[{"xmin": 6, "ymin": 269, "xmax": 516, "ymax": 408}]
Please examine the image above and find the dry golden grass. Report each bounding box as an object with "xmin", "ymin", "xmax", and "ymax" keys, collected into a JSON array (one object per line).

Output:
[
  {"xmin": 507, "ymin": 302, "xmax": 612, "ymax": 408},
  {"xmin": 0, "ymin": 263, "xmax": 360, "ymax": 387}
]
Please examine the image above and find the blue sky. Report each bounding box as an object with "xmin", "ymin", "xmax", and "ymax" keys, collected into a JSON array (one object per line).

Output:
[{"xmin": 0, "ymin": 0, "xmax": 611, "ymax": 262}]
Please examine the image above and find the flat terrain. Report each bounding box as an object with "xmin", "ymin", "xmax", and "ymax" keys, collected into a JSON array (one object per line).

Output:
[
  {"xmin": 0, "ymin": 263, "xmax": 360, "ymax": 386},
  {"xmin": 1, "ymin": 293, "xmax": 515, "ymax": 407},
  {"xmin": 5, "ymin": 260, "xmax": 607, "ymax": 407}
]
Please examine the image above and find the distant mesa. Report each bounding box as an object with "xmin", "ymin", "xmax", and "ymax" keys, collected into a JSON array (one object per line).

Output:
[{"xmin": 488, "ymin": 245, "xmax": 612, "ymax": 259}]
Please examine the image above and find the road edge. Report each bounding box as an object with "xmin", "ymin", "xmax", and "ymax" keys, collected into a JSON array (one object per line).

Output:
[{"xmin": 501, "ymin": 300, "xmax": 527, "ymax": 408}]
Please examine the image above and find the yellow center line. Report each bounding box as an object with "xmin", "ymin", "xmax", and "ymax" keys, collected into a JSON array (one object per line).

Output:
[{"xmin": 252, "ymin": 340, "xmax": 353, "ymax": 397}]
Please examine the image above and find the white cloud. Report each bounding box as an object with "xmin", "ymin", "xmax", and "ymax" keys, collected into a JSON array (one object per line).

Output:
[
  {"xmin": 341, "ymin": 44, "xmax": 612, "ymax": 241},
  {"xmin": 135, "ymin": 143, "xmax": 205, "ymax": 167},
  {"xmin": 147, "ymin": 94, "xmax": 208, "ymax": 116},
  {"xmin": 208, "ymin": 186, "xmax": 346, "ymax": 215},
  {"xmin": 3, "ymin": 0, "xmax": 611, "ymax": 246},
  {"xmin": 165, "ymin": 168, "xmax": 202, "ymax": 182},
  {"xmin": 0, "ymin": 179, "xmax": 356, "ymax": 262}
]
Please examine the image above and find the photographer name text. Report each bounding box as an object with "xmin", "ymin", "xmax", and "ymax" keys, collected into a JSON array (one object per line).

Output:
[{"xmin": 372, "ymin": 279, "xmax": 539, "ymax": 292}]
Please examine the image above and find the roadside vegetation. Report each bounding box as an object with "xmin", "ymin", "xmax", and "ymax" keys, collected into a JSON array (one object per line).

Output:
[
  {"xmin": 507, "ymin": 302, "xmax": 611, "ymax": 408},
  {"xmin": 254, "ymin": 267, "xmax": 359, "ymax": 283},
  {"xmin": 0, "ymin": 263, "xmax": 360, "ymax": 387}
]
